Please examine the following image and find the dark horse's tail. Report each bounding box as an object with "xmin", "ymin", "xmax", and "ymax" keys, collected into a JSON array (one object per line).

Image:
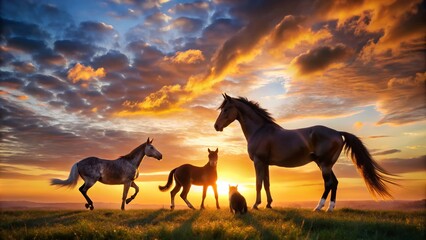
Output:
[
  {"xmin": 159, "ymin": 168, "xmax": 177, "ymax": 191},
  {"xmin": 50, "ymin": 163, "xmax": 79, "ymax": 188},
  {"xmin": 340, "ymin": 132, "xmax": 397, "ymax": 199}
]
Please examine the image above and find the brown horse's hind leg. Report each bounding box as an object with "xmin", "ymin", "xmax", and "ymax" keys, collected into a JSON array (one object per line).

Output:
[
  {"xmin": 170, "ymin": 183, "xmax": 181, "ymax": 210},
  {"xmin": 79, "ymin": 181, "xmax": 96, "ymax": 210},
  {"xmin": 253, "ymin": 159, "xmax": 267, "ymax": 209},
  {"xmin": 264, "ymin": 166, "xmax": 273, "ymax": 208},
  {"xmin": 126, "ymin": 181, "xmax": 139, "ymax": 204},
  {"xmin": 180, "ymin": 184, "xmax": 195, "ymax": 210}
]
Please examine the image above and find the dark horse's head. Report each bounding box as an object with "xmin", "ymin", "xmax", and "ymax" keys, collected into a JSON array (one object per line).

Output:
[
  {"xmin": 214, "ymin": 93, "xmax": 238, "ymax": 131},
  {"xmin": 208, "ymin": 148, "xmax": 218, "ymax": 167}
]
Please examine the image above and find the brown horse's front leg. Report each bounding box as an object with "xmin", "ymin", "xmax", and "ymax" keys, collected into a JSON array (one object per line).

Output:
[
  {"xmin": 200, "ymin": 185, "xmax": 207, "ymax": 209},
  {"xmin": 253, "ymin": 159, "xmax": 266, "ymax": 209},
  {"xmin": 121, "ymin": 182, "xmax": 131, "ymax": 210},
  {"xmin": 212, "ymin": 184, "xmax": 220, "ymax": 209}
]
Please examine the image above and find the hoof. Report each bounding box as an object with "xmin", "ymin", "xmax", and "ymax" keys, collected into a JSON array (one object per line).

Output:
[
  {"xmin": 266, "ymin": 204, "xmax": 272, "ymax": 209},
  {"xmin": 252, "ymin": 205, "xmax": 259, "ymax": 210},
  {"xmin": 85, "ymin": 203, "xmax": 94, "ymax": 210},
  {"xmin": 216, "ymin": 206, "xmax": 220, "ymax": 210},
  {"xmin": 125, "ymin": 198, "xmax": 133, "ymax": 204},
  {"xmin": 170, "ymin": 205, "xmax": 175, "ymax": 211}
]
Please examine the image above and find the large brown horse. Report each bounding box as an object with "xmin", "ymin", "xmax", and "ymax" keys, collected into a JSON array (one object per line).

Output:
[
  {"xmin": 51, "ymin": 138, "xmax": 162, "ymax": 210},
  {"xmin": 159, "ymin": 148, "xmax": 220, "ymax": 210},
  {"xmin": 214, "ymin": 94, "xmax": 396, "ymax": 212}
]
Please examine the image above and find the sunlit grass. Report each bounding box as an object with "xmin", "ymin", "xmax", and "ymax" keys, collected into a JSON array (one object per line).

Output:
[{"xmin": 1, "ymin": 208, "xmax": 424, "ymax": 239}]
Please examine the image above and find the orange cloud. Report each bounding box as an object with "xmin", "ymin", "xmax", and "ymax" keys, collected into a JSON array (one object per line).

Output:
[
  {"xmin": 67, "ymin": 63, "xmax": 106, "ymax": 83},
  {"xmin": 164, "ymin": 49, "xmax": 205, "ymax": 64}
]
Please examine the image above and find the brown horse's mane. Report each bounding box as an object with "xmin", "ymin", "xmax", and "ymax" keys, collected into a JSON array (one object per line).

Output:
[
  {"xmin": 220, "ymin": 96, "xmax": 276, "ymax": 124},
  {"xmin": 121, "ymin": 143, "xmax": 146, "ymax": 160}
]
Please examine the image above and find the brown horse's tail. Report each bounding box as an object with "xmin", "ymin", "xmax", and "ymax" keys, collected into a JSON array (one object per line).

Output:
[
  {"xmin": 159, "ymin": 168, "xmax": 177, "ymax": 192},
  {"xmin": 50, "ymin": 163, "xmax": 79, "ymax": 188},
  {"xmin": 340, "ymin": 132, "xmax": 397, "ymax": 199}
]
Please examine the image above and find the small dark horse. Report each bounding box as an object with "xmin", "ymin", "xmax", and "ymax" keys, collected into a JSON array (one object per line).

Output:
[
  {"xmin": 159, "ymin": 148, "xmax": 220, "ymax": 210},
  {"xmin": 50, "ymin": 138, "xmax": 162, "ymax": 210},
  {"xmin": 214, "ymin": 94, "xmax": 397, "ymax": 212}
]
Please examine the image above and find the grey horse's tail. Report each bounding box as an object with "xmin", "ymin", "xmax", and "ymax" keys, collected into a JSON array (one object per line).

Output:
[
  {"xmin": 340, "ymin": 132, "xmax": 397, "ymax": 199},
  {"xmin": 50, "ymin": 163, "xmax": 79, "ymax": 188},
  {"xmin": 158, "ymin": 168, "xmax": 177, "ymax": 192}
]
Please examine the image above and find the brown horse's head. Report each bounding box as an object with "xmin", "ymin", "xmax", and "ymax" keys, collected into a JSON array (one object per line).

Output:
[
  {"xmin": 208, "ymin": 148, "xmax": 218, "ymax": 167},
  {"xmin": 144, "ymin": 138, "xmax": 163, "ymax": 160},
  {"xmin": 214, "ymin": 93, "xmax": 238, "ymax": 131}
]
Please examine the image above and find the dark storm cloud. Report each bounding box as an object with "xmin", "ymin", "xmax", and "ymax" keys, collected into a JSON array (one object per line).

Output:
[
  {"xmin": 0, "ymin": 47, "xmax": 14, "ymax": 66},
  {"xmin": 54, "ymin": 40, "xmax": 99, "ymax": 61},
  {"xmin": 292, "ymin": 44, "xmax": 352, "ymax": 75},
  {"xmin": 6, "ymin": 37, "xmax": 47, "ymax": 53},
  {"xmin": 92, "ymin": 50, "xmax": 130, "ymax": 71}
]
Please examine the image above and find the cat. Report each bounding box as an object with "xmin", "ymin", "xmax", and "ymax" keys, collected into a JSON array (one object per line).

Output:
[{"xmin": 229, "ymin": 185, "xmax": 247, "ymax": 214}]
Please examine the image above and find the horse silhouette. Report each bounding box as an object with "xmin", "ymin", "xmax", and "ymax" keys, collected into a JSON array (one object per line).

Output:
[
  {"xmin": 50, "ymin": 138, "xmax": 162, "ymax": 210},
  {"xmin": 159, "ymin": 148, "xmax": 220, "ymax": 210},
  {"xmin": 214, "ymin": 94, "xmax": 397, "ymax": 212}
]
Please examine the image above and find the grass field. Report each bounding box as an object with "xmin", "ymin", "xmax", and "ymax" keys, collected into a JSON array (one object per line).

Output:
[{"xmin": 1, "ymin": 208, "xmax": 424, "ymax": 240}]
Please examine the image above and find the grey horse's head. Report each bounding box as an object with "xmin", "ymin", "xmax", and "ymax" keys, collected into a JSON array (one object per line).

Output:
[{"xmin": 145, "ymin": 138, "xmax": 162, "ymax": 160}]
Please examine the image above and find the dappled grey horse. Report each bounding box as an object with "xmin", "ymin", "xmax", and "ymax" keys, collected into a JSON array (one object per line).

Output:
[
  {"xmin": 214, "ymin": 94, "xmax": 396, "ymax": 212},
  {"xmin": 50, "ymin": 138, "xmax": 162, "ymax": 210}
]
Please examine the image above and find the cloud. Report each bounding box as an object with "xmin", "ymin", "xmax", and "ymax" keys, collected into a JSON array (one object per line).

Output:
[
  {"xmin": 372, "ymin": 149, "xmax": 402, "ymax": 156},
  {"xmin": 377, "ymin": 72, "xmax": 426, "ymax": 125},
  {"xmin": 92, "ymin": 50, "xmax": 130, "ymax": 71},
  {"xmin": 67, "ymin": 63, "xmax": 106, "ymax": 83},
  {"xmin": 164, "ymin": 17, "xmax": 204, "ymax": 33},
  {"xmin": 164, "ymin": 49, "xmax": 205, "ymax": 64},
  {"xmin": 54, "ymin": 40, "xmax": 99, "ymax": 61},
  {"xmin": 0, "ymin": 17, "xmax": 50, "ymax": 39},
  {"xmin": 6, "ymin": 37, "xmax": 47, "ymax": 53},
  {"xmin": 291, "ymin": 44, "xmax": 352, "ymax": 76},
  {"xmin": 168, "ymin": 1, "xmax": 210, "ymax": 18},
  {"xmin": 11, "ymin": 61, "xmax": 36, "ymax": 73},
  {"xmin": 33, "ymin": 49, "xmax": 66, "ymax": 67}
]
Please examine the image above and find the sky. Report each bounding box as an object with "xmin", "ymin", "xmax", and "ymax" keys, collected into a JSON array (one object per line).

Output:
[{"xmin": 0, "ymin": 0, "xmax": 425, "ymax": 208}]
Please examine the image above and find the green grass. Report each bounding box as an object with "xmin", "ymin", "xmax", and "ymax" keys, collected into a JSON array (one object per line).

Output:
[{"xmin": 1, "ymin": 208, "xmax": 424, "ymax": 240}]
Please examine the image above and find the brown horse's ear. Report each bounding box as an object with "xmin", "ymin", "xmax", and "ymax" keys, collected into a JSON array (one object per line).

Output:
[
  {"xmin": 215, "ymin": 148, "xmax": 218, "ymax": 153},
  {"xmin": 208, "ymin": 148, "xmax": 211, "ymax": 153},
  {"xmin": 146, "ymin": 137, "xmax": 150, "ymax": 144},
  {"xmin": 150, "ymin": 138, "xmax": 154, "ymax": 144},
  {"xmin": 236, "ymin": 184, "xmax": 238, "ymax": 188}
]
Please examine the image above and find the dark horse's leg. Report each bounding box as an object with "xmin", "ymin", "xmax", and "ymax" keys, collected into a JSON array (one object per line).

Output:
[
  {"xmin": 79, "ymin": 180, "xmax": 96, "ymax": 210},
  {"xmin": 125, "ymin": 181, "xmax": 139, "ymax": 204},
  {"xmin": 314, "ymin": 167, "xmax": 338, "ymax": 212},
  {"xmin": 264, "ymin": 165, "xmax": 273, "ymax": 208},
  {"xmin": 180, "ymin": 184, "xmax": 195, "ymax": 210},
  {"xmin": 170, "ymin": 182, "xmax": 182, "ymax": 210},
  {"xmin": 253, "ymin": 159, "xmax": 267, "ymax": 209},
  {"xmin": 212, "ymin": 183, "xmax": 220, "ymax": 209},
  {"xmin": 200, "ymin": 185, "xmax": 207, "ymax": 209},
  {"xmin": 121, "ymin": 182, "xmax": 131, "ymax": 210}
]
